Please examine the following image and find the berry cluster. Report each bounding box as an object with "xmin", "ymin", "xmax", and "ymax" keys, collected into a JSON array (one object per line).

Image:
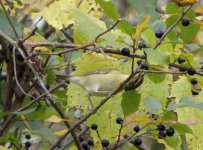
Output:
[
  {"xmin": 24, "ymin": 134, "xmax": 32, "ymax": 149},
  {"xmin": 157, "ymin": 123, "xmax": 175, "ymax": 139},
  {"xmin": 176, "ymin": 57, "xmax": 197, "ymax": 76},
  {"xmin": 82, "ymin": 117, "xmax": 125, "ymax": 149}
]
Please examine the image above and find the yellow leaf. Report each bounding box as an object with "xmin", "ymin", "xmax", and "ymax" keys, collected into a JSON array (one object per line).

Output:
[
  {"xmin": 134, "ymin": 16, "xmax": 150, "ymax": 42},
  {"xmin": 33, "ymin": 0, "xmax": 102, "ymax": 29},
  {"xmin": 24, "ymin": 28, "xmax": 49, "ymax": 52},
  {"xmin": 173, "ymin": 0, "xmax": 198, "ymax": 6},
  {"xmin": 23, "ymin": 0, "xmax": 55, "ymax": 14},
  {"xmin": 54, "ymin": 129, "xmax": 67, "ymax": 136},
  {"xmin": 130, "ymin": 115, "xmax": 151, "ymax": 124},
  {"xmin": 47, "ymin": 115, "xmax": 63, "ymax": 123}
]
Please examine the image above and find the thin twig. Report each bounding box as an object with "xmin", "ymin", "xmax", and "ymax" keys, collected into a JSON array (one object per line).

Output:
[
  {"xmin": 16, "ymin": 82, "xmax": 66, "ymax": 112},
  {"xmin": 112, "ymin": 124, "xmax": 123, "ymax": 150},
  {"xmin": 33, "ymin": 43, "xmax": 92, "ymax": 56},
  {"xmin": 12, "ymin": 47, "xmax": 34, "ymax": 98},
  {"xmin": 94, "ymin": 19, "xmax": 122, "ymax": 43},
  {"xmin": 120, "ymin": 122, "xmax": 151, "ymax": 145},
  {"xmin": 26, "ymin": 42, "xmax": 78, "ymax": 49},
  {"xmin": 61, "ymin": 127, "xmax": 89, "ymax": 150},
  {"xmin": 153, "ymin": 6, "xmax": 193, "ymax": 50},
  {"xmin": 22, "ymin": 17, "xmax": 43, "ymax": 42},
  {"xmin": 96, "ymin": 130, "xmax": 103, "ymax": 143},
  {"xmin": 138, "ymin": 69, "xmax": 187, "ymax": 75},
  {"xmin": 50, "ymin": 70, "xmax": 140, "ymax": 149},
  {"xmin": 0, "ymin": 29, "xmax": 82, "ymax": 149}
]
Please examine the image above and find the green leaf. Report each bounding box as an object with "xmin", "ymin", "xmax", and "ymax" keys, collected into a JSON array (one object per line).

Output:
[
  {"xmin": 146, "ymin": 74, "xmax": 166, "ymax": 83},
  {"xmin": 170, "ymin": 76, "xmax": 191, "ymax": 100},
  {"xmin": 167, "ymin": 96, "xmax": 203, "ymax": 111},
  {"xmin": 128, "ymin": 0, "xmax": 159, "ymax": 22},
  {"xmin": 36, "ymin": 127, "xmax": 58, "ymax": 143},
  {"xmin": 166, "ymin": 135, "xmax": 181, "ymax": 149},
  {"xmin": 142, "ymin": 28, "xmax": 156, "ymax": 47},
  {"xmin": 117, "ymin": 20, "xmax": 135, "ymax": 36},
  {"xmin": 145, "ymin": 48, "xmax": 170, "ymax": 66},
  {"xmin": 121, "ymin": 91, "xmax": 141, "ymax": 116},
  {"xmin": 26, "ymin": 105, "xmax": 56, "ymax": 119},
  {"xmin": 13, "ymin": 107, "xmax": 37, "ymax": 115},
  {"xmin": 0, "ymin": 10, "xmax": 24, "ymax": 40},
  {"xmin": 166, "ymin": 15, "xmax": 178, "ymax": 27},
  {"xmin": 95, "ymin": 0, "xmax": 120, "ymax": 20},
  {"xmin": 166, "ymin": 2, "xmax": 180, "ymax": 14},
  {"xmin": 179, "ymin": 22, "xmax": 200, "ymax": 43},
  {"xmin": 139, "ymin": 74, "xmax": 172, "ymax": 106},
  {"xmin": 171, "ymin": 123, "xmax": 193, "ymax": 135},
  {"xmin": 46, "ymin": 69, "xmax": 56, "ymax": 86},
  {"xmin": 144, "ymin": 96, "xmax": 162, "ymax": 114},
  {"xmin": 72, "ymin": 8, "xmax": 105, "ymax": 44},
  {"xmin": 162, "ymin": 111, "xmax": 177, "ymax": 121},
  {"xmin": 184, "ymin": 8, "xmax": 196, "ymax": 20}
]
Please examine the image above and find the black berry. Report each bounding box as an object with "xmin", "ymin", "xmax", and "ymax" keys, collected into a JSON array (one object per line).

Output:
[
  {"xmin": 177, "ymin": 57, "xmax": 185, "ymax": 64},
  {"xmin": 79, "ymin": 136, "xmax": 84, "ymax": 142},
  {"xmin": 191, "ymin": 78, "xmax": 198, "ymax": 85},
  {"xmin": 137, "ymin": 60, "xmax": 142, "ymax": 66},
  {"xmin": 158, "ymin": 131, "xmax": 166, "ymax": 139},
  {"xmin": 155, "ymin": 31, "xmax": 164, "ymax": 38},
  {"xmin": 138, "ymin": 42, "xmax": 147, "ymax": 49},
  {"xmin": 150, "ymin": 114, "xmax": 158, "ymax": 120},
  {"xmin": 187, "ymin": 67, "xmax": 196, "ymax": 76},
  {"xmin": 25, "ymin": 141, "xmax": 32, "ymax": 148},
  {"xmin": 16, "ymin": 52, "xmax": 24, "ymax": 62},
  {"xmin": 133, "ymin": 125, "xmax": 141, "ymax": 132},
  {"xmin": 25, "ymin": 134, "xmax": 31, "ymax": 140},
  {"xmin": 124, "ymin": 134, "xmax": 130, "ymax": 139},
  {"xmin": 116, "ymin": 117, "xmax": 124, "ymax": 124},
  {"xmin": 121, "ymin": 48, "xmax": 130, "ymax": 56},
  {"xmin": 182, "ymin": 19, "xmax": 190, "ymax": 26},
  {"xmin": 157, "ymin": 123, "xmax": 166, "ymax": 131},
  {"xmin": 166, "ymin": 127, "xmax": 175, "ymax": 136},
  {"xmin": 140, "ymin": 63, "xmax": 149, "ymax": 70},
  {"xmin": 134, "ymin": 138, "xmax": 142, "ymax": 146},
  {"xmin": 88, "ymin": 139, "xmax": 94, "ymax": 146},
  {"xmin": 91, "ymin": 123, "xmax": 98, "ymax": 130},
  {"xmin": 101, "ymin": 139, "xmax": 110, "ymax": 147},
  {"xmin": 192, "ymin": 90, "xmax": 199, "ymax": 95},
  {"xmin": 82, "ymin": 142, "xmax": 89, "ymax": 150}
]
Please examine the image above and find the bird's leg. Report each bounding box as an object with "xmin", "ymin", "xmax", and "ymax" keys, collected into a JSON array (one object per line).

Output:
[{"xmin": 87, "ymin": 94, "xmax": 94, "ymax": 108}]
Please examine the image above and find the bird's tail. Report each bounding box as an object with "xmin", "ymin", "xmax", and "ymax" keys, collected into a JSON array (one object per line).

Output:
[{"xmin": 125, "ymin": 72, "xmax": 145, "ymax": 91}]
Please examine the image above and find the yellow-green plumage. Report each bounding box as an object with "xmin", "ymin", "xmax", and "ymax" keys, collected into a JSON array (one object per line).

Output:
[{"xmin": 69, "ymin": 70, "xmax": 128, "ymax": 96}]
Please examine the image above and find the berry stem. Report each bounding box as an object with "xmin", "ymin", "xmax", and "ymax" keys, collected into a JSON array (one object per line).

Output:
[
  {"xmin": 153, "ymin": 6, "xmax": 193, "ymax": 50},
  {"xmin": 112, "ymin": 124, "xmax": 124, "ymax": 150},
  {"xmin": 96, "ymin": 130, "xmax": 103, "ymax": 143}
]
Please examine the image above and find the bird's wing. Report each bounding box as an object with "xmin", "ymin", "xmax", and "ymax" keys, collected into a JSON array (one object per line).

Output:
[{"xmin": 79, "ymin": 70, "xmax": 113, "ymax": 76}]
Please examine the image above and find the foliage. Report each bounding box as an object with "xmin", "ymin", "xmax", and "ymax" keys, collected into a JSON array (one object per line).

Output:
[{"xmin": 0, "ymin": 0, "xmax": 203, "ymax": 149}]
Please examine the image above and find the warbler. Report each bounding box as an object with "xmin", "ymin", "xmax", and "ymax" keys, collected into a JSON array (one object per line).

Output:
[
  {"xmin": 173, "ymin": 0, "xmax": 197, "ymax": 6},
  {"xmin": 57, "ymin": 70, "xmax": 144, "ymax": 96}
]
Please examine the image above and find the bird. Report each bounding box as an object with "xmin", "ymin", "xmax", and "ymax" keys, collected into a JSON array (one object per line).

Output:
[
  {"xmin": 57, "ymin": 70, "xmax": 144, "ymax": 106},
  {"xmin": 172, "ymin": 0, "xmax": 198, "ymax": 6}
]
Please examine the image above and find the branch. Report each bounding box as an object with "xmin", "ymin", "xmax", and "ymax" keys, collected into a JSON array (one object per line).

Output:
[
  {"xmin": 0, "ymin": 29, "xmax": 82, "ymax": 149},
  {"xmin": 94, "ymin": 19, "xmax": 122, "ymax": 43},
  {"xmin": 13, "ymin": 47, "xmax": 34, "ymax": 98},
  {"xmin": 112, "ymin": 124, "xmax": 123, "ymax": 150},
  {"xmin": 50, "ymin": 70, "xmax": 141, "ymax": 149},
  {"xmin": 153, "ymin": 6, "xmax": 193, "ymax": 50}
]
